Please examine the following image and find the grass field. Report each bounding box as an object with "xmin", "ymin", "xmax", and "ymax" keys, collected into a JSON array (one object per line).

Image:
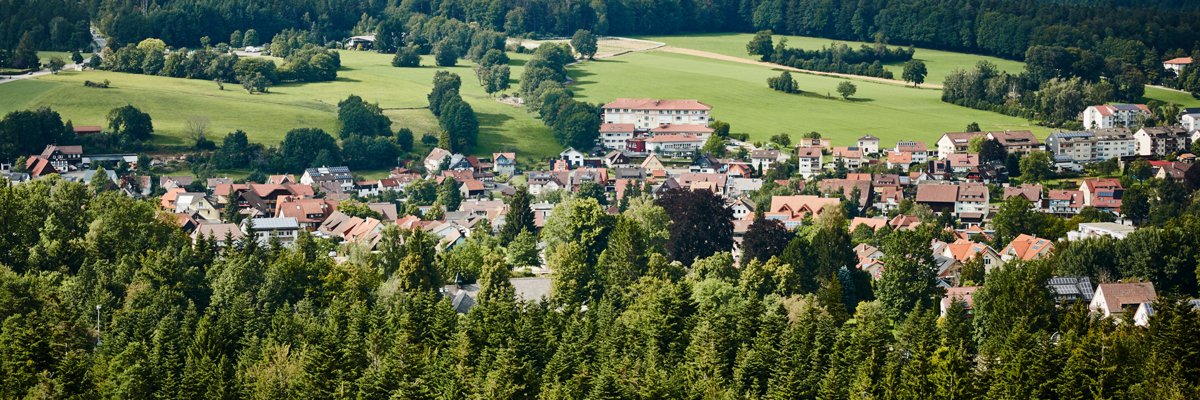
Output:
[
  {"xmin": 0, "ymin": 51, "xmax": 561, "ymax": 158},
  {"xmin": 2, "ymin": 34, "xmax": 1059, "ymax": 160},
  {"xmin": 568, "ymin": 50, "xmax": 1045, "ymax": 146},
  {"xmin": 638, "ymin": 33, "xmax": 1026, "ymax": 85},
  {"xmin": 1143, "ymin": 86, "xmax": 1200, "ymax": 107}
]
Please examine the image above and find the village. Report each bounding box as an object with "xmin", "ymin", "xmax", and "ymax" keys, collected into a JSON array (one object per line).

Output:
[{"xmin": 3, "ymin": 95, "xmax": 1194, "ymax": 323}]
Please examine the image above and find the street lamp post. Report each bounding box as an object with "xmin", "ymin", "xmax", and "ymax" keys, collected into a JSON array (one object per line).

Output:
[{"xmin": 95, "ymin": 304, "xmax": 102, "ymax": 345}]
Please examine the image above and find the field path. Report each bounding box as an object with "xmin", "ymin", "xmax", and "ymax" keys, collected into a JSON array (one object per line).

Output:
[{"xmin": 653, "ymin": 45, "xmax": 943, "ymax": 89}]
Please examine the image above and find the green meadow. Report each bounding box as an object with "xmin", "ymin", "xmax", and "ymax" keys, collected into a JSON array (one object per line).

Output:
[
  {"xmin": 0, "ymin": 51, "xmax": 560, "ymax": 158},
  {"xmin": 638, "ymin": 33, "xmax": 1027, "ymax": 85},
  {"xmin": 568, "ymin": 50, "xmax": 1045, "ymax": 146},
  {"xmin": 7, "ymin": 32, "xmax": 1140, "ymax": 161}
]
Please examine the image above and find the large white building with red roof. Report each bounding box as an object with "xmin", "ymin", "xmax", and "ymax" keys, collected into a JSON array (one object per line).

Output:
[
  {"xmin": 1082, "ymin": 104, "xmax": 1151, "ymax": 130},
  {"xmin": 602, "ymin": 98, "xmax": 712, "ymax": 130},
  {"xmin": 1164, "ymin": 56, "xmax": 1192, "ymax": 75}
]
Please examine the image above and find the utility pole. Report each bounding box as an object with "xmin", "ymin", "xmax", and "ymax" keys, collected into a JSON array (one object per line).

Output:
[{"xmin": 95, "ymin": 304, "xmax": 102, "ymax": 345}]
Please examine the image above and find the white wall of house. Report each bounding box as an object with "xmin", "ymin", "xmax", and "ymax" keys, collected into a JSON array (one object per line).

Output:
[{"xmin": 604, "ymin": 109, "xmax": 710, "ymax": 130}]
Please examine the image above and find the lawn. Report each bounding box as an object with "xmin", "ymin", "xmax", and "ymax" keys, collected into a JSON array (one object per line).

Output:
[
  {"xmin": 0, "ymin": 51, "xmax": 560, "ymax": 158},
  {"xmin": 568, "ymin": 50, "xmax": 1045, "ymax": 147},
  {"xmin": 1143, "ymin": 86, "xmax": 1200, "ymax": 107},
  {"xmin": 638, "ymin": 33, "xmax": 1026, "ymax": 85}
]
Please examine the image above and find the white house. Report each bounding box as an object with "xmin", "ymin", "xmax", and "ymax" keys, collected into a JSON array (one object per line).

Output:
[
  {"xmin": 936, "ymin": 132, "xmax": 984, "ymax": 159},
  {"xmin": 599, "ymin": 123, "xmax": 637, "ymax": 150},
  {"xmin": 559, "ymin": 148, "xmax": 586, "ymax": 167},
  {"xmin": 1045, "ymin": 131, "xmax": 1095, "ymax": 163},
  {"xmin": 1180, "ymin": 111, "xmax": 1200, "ymax": 132},
  {"xmin": 243, "ymin": 217, "xmax": 300, "ymax": 246},
  {"xmin": 796, "ymin": 147, "xmax": 823, "ymax": 178},
  {"xmin": 829, "ymin": 146, "xmax": 865, "ymax": 170},
  {"xmin": 1163, "ymin": 57, "xmax": 1193, "ymax": 76},
  {"xmin": 1092, "ymin": 128, "xmax": 1137, "ymax": 160},
  {"xmin": 1134, "ymin": 126, "xmax": 1191, "ymax": 156},
  {"xmin": 492, "ymin": 153, "xmax": 516, "ymax": 176},
  {"xmin": 424, "ymin": 148, "xmax": 452, "ymax": 172},
  {"xmin": 1067, "ymin": 222, "xmax": 1137, "ymax": 241},
  {"xmin": 1082, "ymin": 104, "xmax": 1151, "ymax": 130},
  {"xmin": 602, "ymin": 98, "xmax": 712, "ymax": 130},
  {"xmin": 174, "ymin": 192, "xmax": 221, "ymax": 222},
  {"xmin": 895, "ymin": 141, "xmax": 929, "ymax": 164},
  {"xmin": 856, "ymin": 135, "xmax": 881, "ymax": 155},
  {"xmin": 750, "ymin": 149, "xmax": 785, "ymax": 172},
  {"xmin": 1089, "ymin": 282, "xmax": 1157, "ymax": 326}
]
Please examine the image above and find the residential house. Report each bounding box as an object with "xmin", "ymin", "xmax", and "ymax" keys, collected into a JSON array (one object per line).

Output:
[
  {"xmin": 886, "ymin": 151, "xmax": 913, "ymax": 172},
  {"xmin": 677, "ymin": 173, "xmax": 728, "ymax": 196},
  {"xmin": 646, "ymin": 135, "xmax": 704, "ymax": 157},
  {"xmin": 24, "ymin": 156, "xmax": 57, "ymax": 178},
  {"xmin": 1046, "ymin": 131, "xmax": 1096, "ymax": 163},
  {"xmin": 1151, "ymin": 160, "xmax": 1194, "ymax": 181},
  {"xmin": 1164, "ymin": 57, "xmax": 1193, "ymax": 75},
  {"xmin": 750, "ymin": 149, "xmax": 784, "ymax": 172},
  {"xmin": 275, "ymin": 198, "xmax": 338, "ymax": 230},
  {"xmin": 1045, "ymin": 190, "xmax": 1085, "ymax": 215},
  {"xmin": 424, "ymin": 148, "xmax": 452, "ymax": 172},
  {"xmin": 873, "ymin": 187, "xmax": 904, "ymax": 212},
  {"xmin": 301, "ymin": 166, "xmax": 354, "ymax": 188},
  {"xmin": 191, "ymin": 223, "xmax": 244, "ymax": 246},
  {"xmin": 602, "ymin": 98, "xmax": 712, "ymax": 130},
  {"xmin": 1080, "ymin": 178, "xmax": 1123, "ymax": 212},
  {"xmin": 797, "ymin": 137, "xmax": 832, "ymax": 150},
  {"xmin": 854, "ymin": 243, "xmax": 886, "ymax": 279},
  {"xmin": 939, "ymin": 239, "xmax": 1004, "ymax": 274},
  {"xmin": 940, "ymin": 286, "xmax": 980, "ymax": 317},
  {"xmin": 830, "ymin": 146, "xmax": 865, "ymax": 170},
  {"xmin": 1048, "ymin": 276, "xmax": 1095, "ymax": 305},
  {"xmin": 1000, "ymin": 234, "xmax": 1055, "ymax": 261},
  {"xmin": 850, "ymin": 217, "xmax": 888, "ymax": 232},
  {"xmin": 604, "ymin": 151, "xmax": 629, "ymax": 169},
  {"xmin": 1134, "ymin": 126, "xmax": 1191, "ymax": 156},
  {"xmin": 640, "ymin": 154, "xmax": 666, "ymax": 174},
  {"xmin": 1003, "ymin": 184, "xmax": 1043, "ymax": 204},
  {"xmin": 796, "ymin": 147, "xmax": 823, "ymax": 178},
  {"xmin": 599, "ymin": 123, "xmax": 637, "ymax": 150},
  {"xmin": 936, "ymin": 132, "xmax": 984, "ymax": 159},
  {"xmin": 818, "ymin": 179, "xmax": 872, "ymax": 211},
  {"xmin": 943, "ymin": 153, "xmax": 980, "ymax": 174},
  {"xmin": 727, "ymin": 197, "xmax": 756, "ymax": 220},
  {"xmin": 214, "ymin": 183, "xmax": 316, "ymax": 215},
  {"xmin": 38, "ymin": 144, "xmax": 84, "ymax": 170},
  {"xmin": 915, "ymin": 183, "xmax": 959, "ymax": 214},
  {"xmin": 492, "ymin": 153, "xmax": 516, "ymax": 175},
  {"xmin": 559, "ymin": 148, "xmax": 586, "ymax": 167},
  {"xmin": 459, "ymin": 180, "xmax": 487, "ymax": 198},
  {"xmin": 206, "ymin": 177, "xmax": 233, "ymax": 190},
  {"xmin": 765, "ymin": 195, "xmax": 842, "ymax": 229},
  {"xmin": 856, "ymin": 135, "xmax": 881, "ymax": 155},
  {"xmin": 1067, "ymin": 222, "xmax": 1137, "ymax": 241},
  {"xmin": 173, "ymin": 192, "xmax": 221, "ymax": 222},
  {"xmin": 1180, "ymin": 111, "xmax": 1200, "ymax": 132},
  {"xmin": 1092, "ymin": 128, "xmax": 1137, "ymax": 160},
  {"xmin": 1089, "ymin": 282, "xmax": 1157, "ymax": 326},
  {"xmin": 895, "ymin": 141, "xmax": 930, "ymax": 164},
  {"xmin": 317, "ymin": 212, "xmax": 385, "ymax": 248},
  {"xmin": 727, "ymin": 178, "xmax": 763, "ymax": 198},
  {"xmin": 985, "ymin": 130, "xmax": 1042, "ymax": 155},
  {"xmin": 690, "ymin": 154, "xmax": 723, "ymax": 173},
  {"xmin": 243, "ymin": 217, "xmax": 300, "ymax": 246},
  {"xmin": 1082, "ymin": 104, "xmax": 1151, "ymax": 129},
  {"xmin": 955, "ymin": 184, "xmax": 989, "ymax": 223},
  {"xmin": 268, "ymin": 174, "xmax": 296, "ymax": 185},
  {"xmin": 160, "ymin": 175, "xmax": 195, "ymax": 191}
]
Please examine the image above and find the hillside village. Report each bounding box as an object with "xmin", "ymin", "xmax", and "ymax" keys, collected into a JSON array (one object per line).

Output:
[{"xmin": 5, "ymin": 96, "xmax": 1198, "ymax": 324}]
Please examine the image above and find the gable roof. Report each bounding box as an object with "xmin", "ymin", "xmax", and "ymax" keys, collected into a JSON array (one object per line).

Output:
[
  {"xmin": 603, "ymin": 98, "xmax": 711, "ymax": 111},
  {"xmin": 1002, "ymin": 234, "xmax": 1055, "ymax": 260},
  {"xmin": 1096, "ymin": 282, "xmax": 1157, "ymax": 313},
  {"xmin": 915, "ymin": 184, "xmax": 959, "ymax": 203}
]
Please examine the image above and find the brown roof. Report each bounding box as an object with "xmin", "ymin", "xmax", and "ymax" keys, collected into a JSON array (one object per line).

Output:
[
  {"xmin": 1004, "ymin": 184, "xmax": 1043, "ymax": 202},
  {"xmin": 942, "ymin": 286, "xmax": 980, "ymax": 310},
  {"xmin": 275, "ymin": 198, "xmax": 337, "ymax": 224},
  {"xmin": 768, "ymin": 195, "xmax": 841, "ymax": 219},
  {"xmin": 40, "ymin": 144, "xmax": 83, "ymax": 157},
  {"xmin": 646, "ymin": 134, "xmax": 704, "ymax": 143},
  {"xmin": 1164, "ymin": 57, "xmax": 1193, "ymax": 65},
  {"xmin": 599, "ymin": 123, "xmax": 635, "ymax": 133},
  {"xmin": 1096, "ymin": 282, "xmax": 1157, "ymax": 313},
  {"xmin": 24, "ymin": 156, "xmax": 56, "ymax": 177},
  {"xmin": 797, "ymin": 147, "xmax": 822, "ymax": 158},
  {"xmin": 987, "ymin": 130, "xmax": 1040, "ymax": 146},
  {"xmin": 896, "ymin": 141, "xmax": 928, "ymax": 152},
  {"xmin": 915, "ymin": 184, "xmax": 959, "ymax": 203},
  {"xmin": 941, "ymin": 132, "xmax": 985, "ymax": 145},
  {"xmin": 603, "ymin": 98, "xmax": 711, "ymax": 111}
]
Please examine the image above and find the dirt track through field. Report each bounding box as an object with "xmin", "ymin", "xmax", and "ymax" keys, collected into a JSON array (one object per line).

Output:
[{"xmin": 652, "ymin": 45, "xmax": 943, "ymax": 89}]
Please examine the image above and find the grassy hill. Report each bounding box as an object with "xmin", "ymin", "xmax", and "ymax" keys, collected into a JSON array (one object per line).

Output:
[
  {"xmin": 0, "ymin": 51, "xmax": 561, "ymax": 158},
  {"xmin": 569, "ymin": 50, "xmax": 1045, "ymax": 147},
  {"xmin": 23, "ymin": 33, "xmax": 1178, "ymax": 160},
  {"xmin": 638, "ymin": 33, "xmax": 1027, "ymax": 85}
]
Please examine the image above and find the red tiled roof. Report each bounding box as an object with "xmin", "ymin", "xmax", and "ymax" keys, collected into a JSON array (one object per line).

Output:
[
  {"xmin": 650, "ymin": 124, "xmax": 714, "ymax": 134},
  {"xmin": 646, "ymin": 134, "xmax": 704, "ymax": 143},
  {"xmin": 599, "ymin": 123, "xmax": 635, "ymax": 133},
  {"xmin": 603, "ymin": 98, "xmax": 711, "ymax": 111},
  {"xmin": 1164, "ymin": 57, "xmax": 1193, "ymax": 65},
  {"xmin": 1002, "ymin": 234, "xmax": 1055, "ymax": 261}
]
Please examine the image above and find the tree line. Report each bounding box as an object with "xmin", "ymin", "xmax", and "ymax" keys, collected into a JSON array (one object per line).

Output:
[
  {"xmin": 520, "ymin": 39, "xmax": 602, "ymax": 150},
  {"xmin": 99, "ymin": 37, "xmax": 339, "ymax": 91},
  {"xmin": 1, "ymin": 180, "xmax": 1200, "ymax": 398},
  {"xmin": 748, "ymin": 31, "xmax": 913, "ymax": 79}
]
